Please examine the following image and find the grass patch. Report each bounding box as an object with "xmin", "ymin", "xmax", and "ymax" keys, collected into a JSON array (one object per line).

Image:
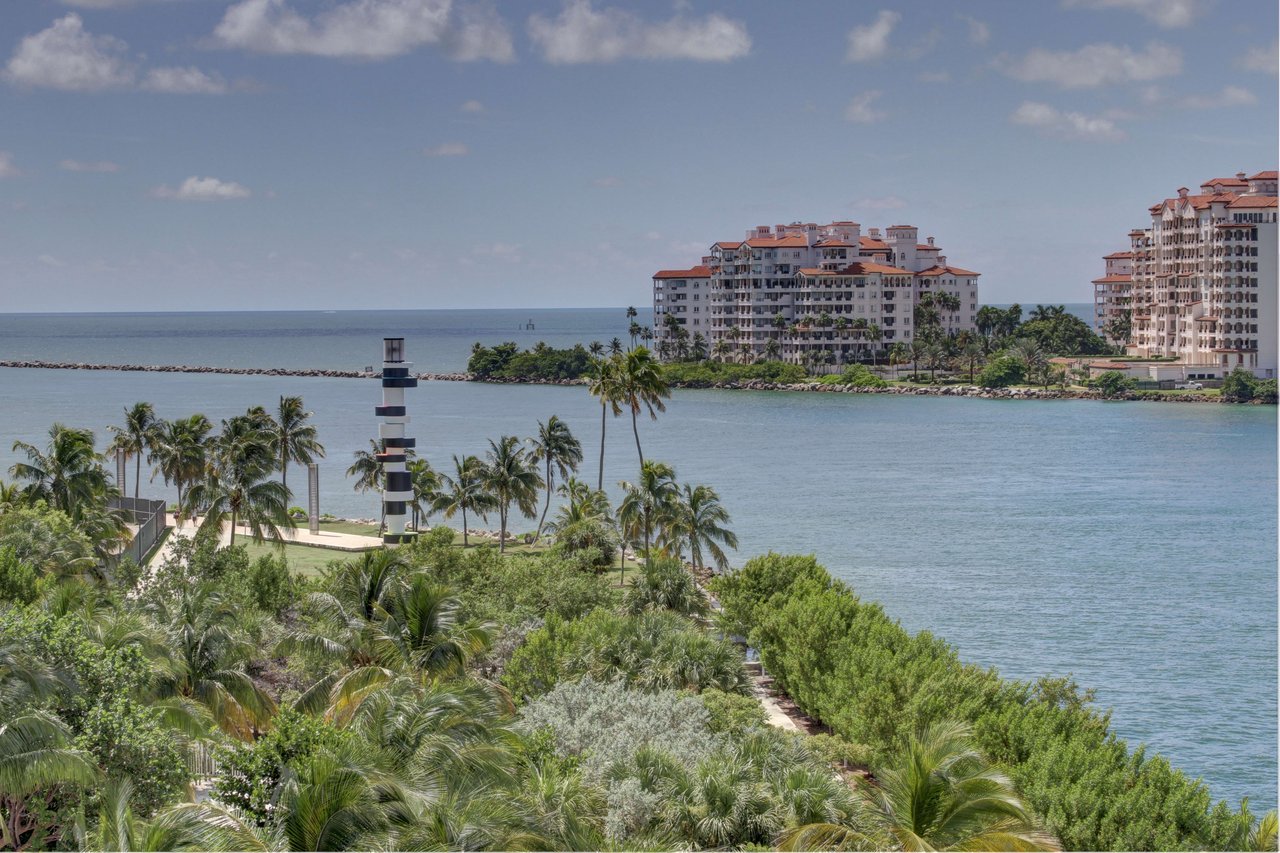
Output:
[
  {"xmin": 240, "ymin": 539, "xmax": 356, "ymax": 577},
  {"xmin": 311, "ymin": 520, "xmax": 381, "ymax": 537}
]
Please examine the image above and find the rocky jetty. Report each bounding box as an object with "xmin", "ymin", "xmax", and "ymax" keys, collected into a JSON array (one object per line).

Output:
[{"xmin": 0, "ymin": 360, "xmax": 470, "ymax": 382}]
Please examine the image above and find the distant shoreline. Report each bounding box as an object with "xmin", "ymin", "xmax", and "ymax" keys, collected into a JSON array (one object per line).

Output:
[{"xmin": 4, "ymin": 359, "xmax": 1268, "ymax": 405}]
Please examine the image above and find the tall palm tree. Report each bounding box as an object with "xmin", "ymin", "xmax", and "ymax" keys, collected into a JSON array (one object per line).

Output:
[
  {"xmin": 480, "ymin": 436, "xmax": 543, "ymax": 554},
  {"xmin": 691, "ymin": 333, "xmax": 708, "ymax": 362},
  {"xmin": 962, "ymin": 339, "xmax": 985, "ymax": 384},
  {"xmin": 107, "ymin": 402, "xmax": 157, "ymax": 501},
  {"xmin": 662, "ymin": 483, "xmax": 738, "ymax": 573},
  {"xmin": 432, "ymin": 455, "xmax": 495, "ymax": 547},
  {"xmin": 867, "ymin": 323, "xmax": 883, "ymax": 368},
  {"xmin": 150, "ymin": 414, "xmax": 212, "ymax": 513},
  {"xmin": 586, "ymin": 357, "xmax": 623, "ymax": 491},
  {"xmin": 618, "ymin": 460, "xmax": 679, "ymax": 568},
  {"xmin": 84, "ymin": 780, "xmax": 216, "ymax": 852},
  {"xmin": 406, "ymin": 458, "xmax": 439, "ymax": 531},
  {"xmin": 780, "ymin": 721, "xmax": 1060, "ymax": 852},
  {"xmin": 529, "ymin": 416, "xmax": 583, "ymax": 540},
  {"xmin": 608, "ymin": 337, "xmax": 624, "ymax": 356},
  {"xmin": 1010, "ymin": 338, "xmax": 1047, "ymax": 382},
  {"xmin": 10, "ymin": 424, "xmax": 115, "ymax": 520},
  {"xmin": 712, "ymin": 339, "xmax": 732, "ymax": 362},
  {"xmin": 272, "ymin": 395, "xmax": 325, "ymax": 499},
  {"xmin": 615, "ymin": 347, "xmax": 670, "ymax": 471},
  {"xmin": 764, "ymin": 338, "xmax": 781, "ymax": 361},
  {"xmin": 185, "ymin": 414, "xmax": 292, "ymax": 546},
  {"xmin": 347, "ymin": 439, "xmax": 385, "ymax": 529},
  {"xmin": 628, "ymin": 321, "xmax": 642, "ymax": 351},
  {"xmin": 588, "ymin": 341, "xmax": 604, "ymax": 358}
]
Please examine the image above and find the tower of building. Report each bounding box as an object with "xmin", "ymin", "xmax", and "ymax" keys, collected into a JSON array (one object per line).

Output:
[{"xmin": 376, "ymin": 337, "xmax": 417, "ymax": 545}]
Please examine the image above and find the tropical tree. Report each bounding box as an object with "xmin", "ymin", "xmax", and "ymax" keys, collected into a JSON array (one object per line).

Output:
[
  {"xmin": 529, "ymin": 416, "xmax": 583, "ymax": 540},
  {"xmin": 9, "ymin": 424, "xmax": 115, "ymax": 520},
  {"xmin": 586, "ymin": 356, "xmax": 623, "ymax": 491},
  {"xmin": 618, "ymin": 460, "xmax": 679, "ymax": 567},
  {"xmin": 764, "ymin": 338, "xmax": 782, "ymax": 361},
  {"xmin": 0, "ymin": 712, "xmax": 100, "ymax": 851},
  {"xmin": 147, "ymin": 583, "xmax": 277, "ymax": 740},
  {"xmin": 347, "ymin": 439, "xmax": 385, "ymax": 529},
  {"xmin": 608, "ymin": 337, "xmax": 624, "ymax": 356},
  {"xmin": 662, "ymin": 483, "xmax": 738, "ymax": 573},
  {"xmin": 272, "ymin": 395, "xmax": 325, "ymax": 499},
  {"xmin": 83, "ymin": 780, "xmax": 216, "ymax": 853},
  {"xmin": 712, "ymin": 340, "xmax": 732, "ymax": 362},
  {"xmin": 184, "ymin": 413, "xmax": 293, "ymax": 546},
  {"xmin": 1010, "ymin": 337, "xmax": 1047, "ymax": 382},
  {"xmin": 107, "ymin": 402, "xmax": 158, "ymax": 501},
  {"xmin": 780, "ymin": 721, "xmax": 1060, "ymax": 852},
  {"xmin": 432, "ymin": 455, "xmax": 495, "ymax": 548},
  {"xmin": 406, "ymin": 458, "xmax": 439, "ymax": 532},
  {"xmin": 480, "ymin": 436, "xmax": 543, "ymax": 554},
  {"xmin": 588, "ymin": 341, "xmax": 604, "ymax": 358},
  {"xmin": 691, "ymin": 333, "xmax": 708, "ymax": 362},
  {"xmin": 151, "ymin": 414, "xmax": 212, "ymax": 512},
  {"xmin": 961, "ymin": 339, "xmax": 985, "ymax": 384},
  {"xmin": 615, "ymin": 347, "xmax": 670, "ymax": 470},
  {"xmin": 867, "ymin": 323, "xmax": 883, "ymax": 368}
]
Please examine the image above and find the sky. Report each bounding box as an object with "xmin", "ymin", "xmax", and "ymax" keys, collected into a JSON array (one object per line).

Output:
[{"xmin": 0, "ymin": 0, "xmax": 1276, "ymax": 312}]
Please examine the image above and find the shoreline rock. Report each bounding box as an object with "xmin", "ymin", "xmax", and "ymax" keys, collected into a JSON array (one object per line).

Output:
[{"xmin": 1, "ymin": 360, "xmax": 1266, "ymax": 404}]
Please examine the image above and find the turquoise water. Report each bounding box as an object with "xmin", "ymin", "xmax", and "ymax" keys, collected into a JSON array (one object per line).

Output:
[{"xmin": 0, "ymin": 307, "xmax": 1273, "ymax": 812}]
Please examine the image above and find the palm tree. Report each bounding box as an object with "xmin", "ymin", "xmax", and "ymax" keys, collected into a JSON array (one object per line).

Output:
[
  {"xmin": 712, "ymin": 339, "xmax": 732, "ymax": 362},
  {"xmin": 148, "ymin": 583, "xmax": 276, "ymax": 740},
  {"xmin": 432, "ymin": 455, "xmax": 495, "ymax": 547},
  {"xmin": 0, "ymin": 712, "xmax": 100, "ymax": 851},
  {"xmin": 867, "ymin": 323, "xmax": 883, "ymax": 368},
  {"xmin": 586, "ymin": 356, "xmax": 623, "ymax": 491},
  {"xmin": 662, "ymin": 483, "xmax": 738, "ymax": 573},
  {"xmin": 150, "ymin": 415, "xmax": 212, "ymax": 513},
  {"xmin": 962, "ymin": 339, "xmax": 984, "ymax": 384},
  {"xmin": 9, "ymin": 424, "xmax": 114, "ymax": 520},
  {"xmin": 608, "ymin": 337, "xmax": 624, "ymax": 356},
  {"xmin": 588, "ymin": 341, "xmax": 604, "ymax": 358},
  {"xmin": 629, "ymin": 321, "xmax": 642, "ymax": 351},
  {"xmin": 272, "ymin": 395, "xmax": 325, "ymax": 499},
  {"xmin": 909, "ymin": 337, "xmax": 931, "ymax": 380},
  {"xmin": 107, "ymin": 402, "xmax": 157, "ymax": 501},
  {"xmin": 618, "ymin": 460, "xmax": 678, "ymax": 568},
  {"xmin": 937, "ymin": 291, "xmax": 962, "ymax": 336},
  {"xmin": 691, "ymin": 333, "xmax": 708, "ymax": 361},
  {"xmin": 616, "ymin": 347, "xmax": 670, "ymax": 471},
  {"xmin": 480, "ymin": 436, "xmax": 543, "ymax": 554},
  {"xmin": 84, "ymin": 780, "xmax": 216, "ymax": 852},
  {"xmin": 1010, "ymin": 338, "xmax": 1047, "ymax": 382},
  {"xmin": 406, "ymin": 458, "xmax": 439, "ymax": 531},
  {"xmin": 764, "ymin": 338, "xmax": 781, "ymax": 361},
  {"xmin": 185, "ymin": 415, "xmax": 292, "ymax": 547},
  {"xmin": 347, "ymin": 439, "xmax": 384, "ymax": 529},
  {"xmin": 529, "ymin": 416, "xmax": 582, "ymax": 540},
  {"xmin": 780, "ymin": 721, "xmax": 1059, "ymax": 852}
]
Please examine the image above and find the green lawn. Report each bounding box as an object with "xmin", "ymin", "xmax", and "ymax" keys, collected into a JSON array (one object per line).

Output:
[
  {"xmin": 241, "ymin": 539, "xmax": 354, "ymax": 577},
  {"xmin": 310, "ymin": 520, "xmax": 381, "ymax": 537}
]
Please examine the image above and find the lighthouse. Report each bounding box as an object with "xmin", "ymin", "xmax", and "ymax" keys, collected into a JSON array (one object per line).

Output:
[{"xmin": 376, "ymin": 337, "xmax": 417, "ymax": 545}]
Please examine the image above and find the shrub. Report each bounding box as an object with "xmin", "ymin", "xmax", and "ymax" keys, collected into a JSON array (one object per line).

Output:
[
  {"xmin": 714, "ymin": 553, "xmax": 1258, "ymax": 851},
  {"xmin": 246, "ymin": 552, "xmax": 295, "ymax": 615},
  {"xmin": 1093, "ymin": 370, "xmax": 1136, "ymax": 398},
  {"xmin": 0, "ymin": 547, "xmax": 38, "ymax": 604},
  {"xmin": 661, "ymin": 361, "xmax": 807, "ymax": 386},
  {"xmin": 1221, "ymin": 367, "xmax": 1271, "ymax": 403},
  {"xmin": 467, "ymin": 342, "xmax": 592, "ymax": 381},
  {"xmin": 698, "ymin": 688, "xmax": 769, "ymax": 739},
  {"xmin": 978, "ymin": 355, "xmax": 1024, "ymax": 388},
  {"xmin": 624, "ymin": 559, "xmax": 707, "ymax": 617},
  {"xmin": 550, "ymin": 518, "xmax": 618, "ymax": 568},
  {"xmin": 423, "ymin": 525, "xmax": 456, "ymax": 550},
  {"xmin": 839, "ymin": 363, "xmax": 888, "ymax": 388},
  {"xmin": 503, "ymin": 609, "xmax": 747, "ymax": 701}
]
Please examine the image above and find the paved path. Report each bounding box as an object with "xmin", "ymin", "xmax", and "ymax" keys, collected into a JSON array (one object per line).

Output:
[{"xmin": 148, "ymin": 515, "xmax": 378, "ymax": 571}]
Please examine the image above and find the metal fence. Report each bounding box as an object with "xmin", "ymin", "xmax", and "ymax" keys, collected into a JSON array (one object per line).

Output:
[{"xmin": 109, "ymin": 497, "xmax": 169, "ymax": 566}]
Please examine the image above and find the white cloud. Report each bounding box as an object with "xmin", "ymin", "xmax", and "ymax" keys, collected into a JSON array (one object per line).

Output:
[
  {"xmin": 960, "ymin": 14, "xmax": 989, "ymax": 46},
  {"xmin": 38, "ymin": 254, "xmax": 66, "ymax": 268},
  {"xmin": 141, "ymin": 66, "xmax": 230, "ymax": 94},
  {"xmin": 1238, "ymin": 41, "xmax": 1278, "ymax": 75},
  {"xmin": 918, "ymin": 70, "xmax": 950, "ymax": 83},
  {"xmin": 844, "ymin": 90, "xmax": 885, "ymax": 124},
  {"xmin": 472, "ymin": 241, "xmax": 521, "ymax": 262},
  {"xmin": 3, "ymin": 13, "xmax": 136, "ymax": 91},
  {"xmin": 441, "ymin": 3, "xmax": 515, "ymax": 62},
  {"xmin": 212, "ymin": 0, "xmax": 512, "ymax": 61},
  {"xmin": 460, "ymin": 99, "xmax": 484, "ymax": 112},
  {"xmin": 1063, "ymin": 0, "xmax": 1200, "ymax": 29},
  {"xmin": 997, "ymin": 42, "xmax": 1181, "ymax": 88},
  {"xmin": 1179, "ymin": 86, "xmax": 1257, "ymax": 109},
  {"xmin": 592, "ymin": 176, "xmax": 622, "ymax": 188},
  {"xmin": 4, "ymin": 14, "xmax": 241, "ymax": 94},
  {"xmin": 0, "ymin": 151, "xmax": 21, "ymax": 178},
  {"xmin": 845, "ymin": 10, "xmax": 899, "ymax": 62},
  {"xmin": 1010, "ymin": 101, "xmax": 1126, "ymax": 142},
  {"xmin": 59, "ymin": 159, "xmax": 120, "ymax": 172},
  {"xmin": 423, "ymin": 142, "xmax": 469, "ymax": 157},
  {"xmin": 151, "ymin": 176, "xmax": 252, "ymax": 201},
  {"xmin": 527, "ymin": 0, "xmax": 751, "ymax": 64},
  {"xmin": 855, "ymin": 195, "xmax": 907, "ymax": 211}
]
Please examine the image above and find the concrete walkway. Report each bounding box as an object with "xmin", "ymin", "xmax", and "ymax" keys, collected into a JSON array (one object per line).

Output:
[{"xmin": 148, "ymin": 515, "xmax": 378, "ymax": 571}]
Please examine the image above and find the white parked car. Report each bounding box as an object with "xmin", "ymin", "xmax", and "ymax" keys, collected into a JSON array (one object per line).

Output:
[{"xmin": 1174, "ymin": 381, "xmax": 1204, "ymax": 390}]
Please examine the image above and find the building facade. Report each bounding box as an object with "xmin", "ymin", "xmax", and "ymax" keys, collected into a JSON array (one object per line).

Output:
[
  {"xmin": 1121, "ymin": 171, "xmax": 1277, "ymax": 378},
  {"xmin": 1092, "ymin": 251, "xmax": 1133, "ymax": 344},
  {"xmin": 653, "ymin": 221, "xmax": 980, "ymax": 365}
]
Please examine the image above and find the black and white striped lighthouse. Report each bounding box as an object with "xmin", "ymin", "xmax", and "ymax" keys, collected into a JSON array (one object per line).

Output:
[{"xmin": 376, "ymin": 337, "xmax": 417, "ymax": 546}]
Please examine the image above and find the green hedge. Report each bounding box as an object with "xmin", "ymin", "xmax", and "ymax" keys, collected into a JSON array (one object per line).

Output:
[
  {"xmin": 660, "ymin": 360, "xmax": 807, "ymax": 385},
  {"xmin": 710, "ymin": 554, "xmax": 1256, "ymax": 851}
]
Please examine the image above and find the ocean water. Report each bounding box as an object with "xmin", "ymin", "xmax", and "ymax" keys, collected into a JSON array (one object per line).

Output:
[{"xmin": 0, "ymin": 306, "xmax": 1273, "ymax": 813}]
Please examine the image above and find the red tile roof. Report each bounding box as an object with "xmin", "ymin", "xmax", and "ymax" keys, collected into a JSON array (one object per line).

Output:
[
  {"xmin": 916, "ymin": 243, "xmax": 941, "ymax": 251},
  {"xmin": 745, "ymin": 235, "xmax": 810, "ymax": 248},
  {"xmin": 1202, "ymin": 177, "xmax": 1248, "ymax": 188},
  {"xmin": 1149, "ymin": 192, "xmax": 1236, "ymax": 212},
  {"xmin": 886, "ymin": 225, "xmax": 915, "ymax": 230},
  {"xmin": 796, "ymin": 262, "xmax": 913, "ymax": 277},
  {"xmin": 917, "ymin": 265, "xmax": 980, "ymax": 277},
  {"xmin": 653, "ymin": 265, "xmax": 712, "ymax": 279},
  {"xmin": 1248, "ymin": 170, "xmax": 1278, "ymax": 180},
  {"xmin": 1228, "ymin": 195, "xmax": 1279, "ymax": 208},
  {"xmin": 1092, "ymin": 274, "xmax": 1133, "ymax": 283},
  {"xmin": 1103, "ymin": 251, "xmax": 1133, "ymax": 259},
  {"xmin": 858, "ymin": 236, "xmax": 890, "ymax": 251},
  {"xmin": 713, "ymin": 241, "xmax": 742, "ymax": 249},
  {"xmin": 816, "ymin": 239, "xmax": 856, "ymax": 247}
]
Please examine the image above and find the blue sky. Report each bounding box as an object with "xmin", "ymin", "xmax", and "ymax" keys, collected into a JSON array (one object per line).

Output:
[{"xmin": 0, "ymin": 0, "xmax": 1275, "ymax": 312}]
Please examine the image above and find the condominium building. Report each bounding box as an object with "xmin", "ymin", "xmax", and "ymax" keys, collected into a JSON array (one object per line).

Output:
[
  {"xmin": 1119, "ymin": 170, "xmax": 1277, "ymax": 378},
  {"xmin": 652, "ymin": 220, "xmax": 979, "ymax": 365},
  {"xmin": 1092, "ymin": 251, "xmax": 1133, "ymax": 344}
]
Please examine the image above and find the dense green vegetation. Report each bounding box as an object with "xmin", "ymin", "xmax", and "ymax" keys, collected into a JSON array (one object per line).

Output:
[
  {"xmin": 711, "ymin": 553, "xmax": 1275, "ymax": 851},
  {"xmin": 1222, "ymin": 367, "xmax": 1279, "ymax": 403},
  {"xmin": 467, "ymin": 341, "xmax": 593, "ymax": 381}
]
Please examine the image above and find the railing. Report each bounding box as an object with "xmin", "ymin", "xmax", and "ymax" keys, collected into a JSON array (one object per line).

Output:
[{"xmin": 109, "ymin": 496, "xmax": 169, "ymax": 566}]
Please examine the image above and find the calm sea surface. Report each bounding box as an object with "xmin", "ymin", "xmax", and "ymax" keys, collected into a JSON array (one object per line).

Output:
[{"xmin": 0, "ymin": 307, "xmax": 1274, "ymax": 811}]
